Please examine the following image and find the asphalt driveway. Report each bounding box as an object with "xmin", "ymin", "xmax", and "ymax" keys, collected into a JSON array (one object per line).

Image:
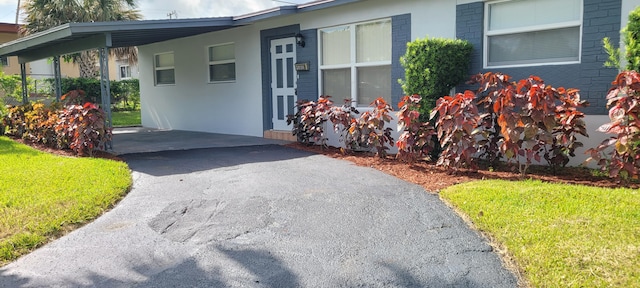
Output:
[{"xmin": 0, "ymin": 144, "xmax": 517, "ymax": 287}]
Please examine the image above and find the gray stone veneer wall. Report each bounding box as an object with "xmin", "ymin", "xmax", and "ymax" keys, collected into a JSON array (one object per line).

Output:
[{"xmin": 456, "ymin": 0, "xmax": 622, "ymax": 115}]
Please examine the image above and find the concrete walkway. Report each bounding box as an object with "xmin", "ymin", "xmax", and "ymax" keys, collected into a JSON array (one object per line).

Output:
[
  {"xmin": 0, "ymin": 130, "xmax": 517, "ymax": 287},
  {"xmin": 111, "ymin": 127, "xmax": 289, "ymax": 155}
]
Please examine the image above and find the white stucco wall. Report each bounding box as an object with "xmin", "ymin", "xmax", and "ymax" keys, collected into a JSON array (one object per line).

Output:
[
  {"xmin": 139, "ymin": 24, "xmax": 264, "ymax": 136},
  {"xmin": 139, "ymin": 0, "xmax": 457, "ymax": 137}
]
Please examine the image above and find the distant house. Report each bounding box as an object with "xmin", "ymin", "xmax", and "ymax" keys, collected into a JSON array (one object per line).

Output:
[
  {"xmin": 0, "ymin": 22, "xmax": 80, "ymax": 83},
  {"xmin": 0, "ymin": 0, "xmax": 637, "ymax": 165}
]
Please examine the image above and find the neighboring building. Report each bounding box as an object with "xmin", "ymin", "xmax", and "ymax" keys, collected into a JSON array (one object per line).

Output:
[{"xmin": 0, "ymin": 23, "xmax": 23, "ymax": 76}]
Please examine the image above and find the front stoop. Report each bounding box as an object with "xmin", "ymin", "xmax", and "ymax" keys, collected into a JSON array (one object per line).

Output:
[{"xmin": 264, "ymin": 130, "xmax": 296, "ymax": 142}]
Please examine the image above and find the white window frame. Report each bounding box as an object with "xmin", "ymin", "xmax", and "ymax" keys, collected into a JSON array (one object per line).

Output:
[
  {"xmin": 0, "ymin": 56, "xmax": 8, "ymax": 67},
  {"xmin": 483, "ymin": 0, "xmax": 583, "ymax": 69},
  {"xmin": 318, "ymin": 18, "xmax": 392, "ymax": 107},
  {"xmin": 154, "ymin": 52, "xmax": 175, "ymax": 86},
  {"xmin": 207, "ymin": 42, "xmax": 236, "ymax": 83},
  {"xmin": 119, "ymin": 64, "xmax": 132, "ymax": 80}
]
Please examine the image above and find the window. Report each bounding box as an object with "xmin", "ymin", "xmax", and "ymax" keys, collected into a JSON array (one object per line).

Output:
[
  {"xmin": 154, "ymin": 52, "xmax": 175, "ymax": 85},
  {"xmin": 0, "ymin": 56, "xmax": 8, "ymax": 67},
  {"xmin": 208, "ymin": 43, "xmax": 235, "ymax": 82},
  {"xmin": 119, "ymin": 65, "xmax": 131, "ymax": 79},
  {"xmin": 485, "ymin": 0, "xmax": 582, "ymax": 67},
  {"xmin": 319, "ymin": 19, "xmax": 392, "ymax": 106}
]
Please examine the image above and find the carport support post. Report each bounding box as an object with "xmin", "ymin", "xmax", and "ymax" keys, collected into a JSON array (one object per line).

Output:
[
  {"xmin": 53, "ymin": 55, "xmax": 62, "ymax": 101},
  {"xmin": 20, "ymin": 63, "xmax": 28, "ymax": 104},
  {"xmin": 98, "ymin": 47, "xmax": 113, "ymax": 149}
]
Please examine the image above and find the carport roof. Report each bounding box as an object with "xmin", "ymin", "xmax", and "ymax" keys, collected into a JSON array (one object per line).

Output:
[{"xmin": 0, "ymin": 0, "xmax": 364, "ymax": 63}]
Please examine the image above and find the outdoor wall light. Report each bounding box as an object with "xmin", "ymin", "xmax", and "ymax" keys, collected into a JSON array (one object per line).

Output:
[{"xmin": 295, "ymin": 33, "xmax": 306, "ymax": 48}]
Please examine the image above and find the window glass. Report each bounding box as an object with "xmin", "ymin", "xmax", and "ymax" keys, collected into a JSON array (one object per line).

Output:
[
  {"xmin": 0, "ymin": 56, "xmax": 8, "ymax": 66},
  {"xmin": 322, "ymin": 69, "xmax": 351, "ymax": 100},
  {"xmin": 485, "ymin": 0, "xmax": 582, "ymax": 67},
  {"xmin": 209, "ymin": 43, "xmax": 236, "ymax": 82},
  {"xmin": 489, "ymin": 0, "xmax": 581, "ymax": 31},
  {"xmin": 209, "ymin": 43, "xmax": 235, "ymax": 62},
  {"xmin": 321, "ymin": 26, "xmax": 351, "ymax": 65},
  {"xmin": 156, "ymin": 69, "xmax": 175, "ymax": 85},
  {"xmin": 209, "ymin": 63, "xmax": 236, "ymax": 82},
  {"xmin": 357, "ymin": 66, "xmax": 391, "ymax": 106},
  {"xmin": 357, "ymin": 20, "xmax": 391, "ymax": 63},
  {"xmin": 154, "ymin": 52, "xmax": 175, "ymax": 85},
  {"xmin": 155, "ymin": 53, "xmax": 174, "ymax": 67},
  {"xmin": 319, "ymin": 19, "xmax": 392, "ymax": 106},
  {"xmin": 488, "ymin": 27, "xmax": 580, "ymax": 66},
  {"xmin": 119, "ymin": 65, "xmax": 131, "ymax": 79}
]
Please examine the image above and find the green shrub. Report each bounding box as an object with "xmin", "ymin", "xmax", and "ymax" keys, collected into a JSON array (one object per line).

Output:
[
  {"xmin": 604, "ymin": 5, "xmax": 640, "ymax": 70},
  {"xmin": 399, "ymin": 37, "xmax": 473, "ymax": 117},
  {"xmin": 44, "ymin": 77, "xmax": 140, "ymax": 110}
]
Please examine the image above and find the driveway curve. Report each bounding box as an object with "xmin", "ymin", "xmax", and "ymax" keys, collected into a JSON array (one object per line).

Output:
[{"xmin": 0, "ymin": 145, "xmax": 517, "ymax": 287}]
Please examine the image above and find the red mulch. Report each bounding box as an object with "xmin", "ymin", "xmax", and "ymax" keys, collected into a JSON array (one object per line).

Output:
[
  {"xmin": 12, "ymin": 136, "xmax": 636, "ymax": 191},
  {"xmin": 285, "ymin": 142, "xmax": 638, "ymax": 192}
]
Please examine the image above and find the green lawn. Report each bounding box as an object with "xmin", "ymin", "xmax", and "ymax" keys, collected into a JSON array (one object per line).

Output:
[
  {"xmin": 0, "ymin": 137, "xmax": 131, "ymax": 266},
  {"xmin": 111, "ymin": 110, "xmax": 141, "ymax": 127},
  {"xmin": 441, "ymin": 180, "xmax": 640, "ymax": 287}
]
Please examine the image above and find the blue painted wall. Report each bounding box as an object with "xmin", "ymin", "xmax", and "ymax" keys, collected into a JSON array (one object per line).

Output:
[
  {"xmin": 392, "ymin": 14, "xmax": 411, "ymax": 107},
  {"xmin": 456, "ymin": 0, "xmax": 622, "ymax": 115},
  {"xmin": 296, "ymin": 29, "xmax": 319, "ymax": 102}
]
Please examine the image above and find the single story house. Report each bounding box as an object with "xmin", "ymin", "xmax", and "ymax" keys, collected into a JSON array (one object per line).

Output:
[
  {"xmin": 138, "ymin": 0, "xmax": 635, "ymax": 165},
  {"xmin": 0, "ymin": 0, "xmax": 637, "ymax": 166}
]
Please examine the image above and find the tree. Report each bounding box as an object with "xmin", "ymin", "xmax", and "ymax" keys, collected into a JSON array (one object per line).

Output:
[
  {"xmin": 20, "ymin": 0, "xmax": 142, "ymax": 77},
  {"xmin": 603, "ymin": 5, "xmax": 640, "ymax": 71}
]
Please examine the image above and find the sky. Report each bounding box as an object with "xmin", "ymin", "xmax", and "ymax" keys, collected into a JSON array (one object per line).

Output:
[{"xmin": 0, "ymin": 0, "xmax": 309, "ymax": 24}]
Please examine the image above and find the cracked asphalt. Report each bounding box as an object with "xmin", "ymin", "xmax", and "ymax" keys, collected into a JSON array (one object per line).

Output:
[{"xmin": 0, "ymin": 145, "xmax": 517, "ymax": 287}]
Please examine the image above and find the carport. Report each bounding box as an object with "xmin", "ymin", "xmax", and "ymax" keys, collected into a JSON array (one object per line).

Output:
[{"xmin": 0, "ymin": 18, "xmax": 241, "ymax": 131}]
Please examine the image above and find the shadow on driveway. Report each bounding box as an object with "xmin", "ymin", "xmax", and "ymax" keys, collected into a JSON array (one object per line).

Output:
[{"xmin": 122, "ymin": 145, "xmax": 313, "ymax": 177}]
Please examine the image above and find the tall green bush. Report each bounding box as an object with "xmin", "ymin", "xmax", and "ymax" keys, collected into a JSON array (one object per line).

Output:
[
  {"xmin": 399, "ymin": 37, "xmax": 473, "ymax": 116},
  {"xmin": 604, "ymin": 5, "xmax": 640, "ymax": 70}
]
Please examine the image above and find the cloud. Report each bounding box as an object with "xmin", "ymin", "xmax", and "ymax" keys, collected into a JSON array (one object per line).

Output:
[{"xmin": 137, "ymin": 0, "xmax": 308, "ymax": 20}]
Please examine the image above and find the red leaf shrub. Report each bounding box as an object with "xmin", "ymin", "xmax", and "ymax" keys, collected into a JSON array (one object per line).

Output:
[
  {"xmin": 348, "ymin": 97, "xmax": 394, "ymax": 157},
  {"xmin": 469, "ymin": 72, "xmax": 588, "ymax": 175},
  {"xmin": 56, "ymin": 101, "xmax": 111, "ymax": 156},
  {"xmin": 586, "ymin": 70, "xmax": 640, "ymax": 179},
  {"xmin": 287, "ymin": 97, "xmax": 394, "ymax": 157},
  {"xmin": 287, "ymin": 96, "xmax": 334, "ymax": 146},
  {"xmin": 431, "ymin": 90, "xmax": 480, "ymax": 170},
  {"xmin": 395, "ymin": 95, "xmax": 436, "ymax": 162}
]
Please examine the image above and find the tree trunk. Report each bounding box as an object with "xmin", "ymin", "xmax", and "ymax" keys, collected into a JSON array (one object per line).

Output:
[{"xmin": 78, "ymin": 50, "xmax": 99, "ymax": 78}]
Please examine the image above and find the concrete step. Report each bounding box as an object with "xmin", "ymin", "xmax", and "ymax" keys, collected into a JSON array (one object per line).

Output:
[{"xmin": 264, "ymin": 130, "xmax": 296, "ymax": 142}]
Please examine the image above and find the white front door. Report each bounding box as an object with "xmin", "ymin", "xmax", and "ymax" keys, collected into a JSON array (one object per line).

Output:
[{"xmin": 271, "ymin": 38, "xmax": 297, "ymax": 130}]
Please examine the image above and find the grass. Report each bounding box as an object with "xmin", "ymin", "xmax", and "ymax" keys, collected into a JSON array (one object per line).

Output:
[
  {"xmin": 0, "ymin": 136, "xmax": 131, "ymax": 266},
  {"xmin": 112, "ymin": 109, "xmax": 141, "ymax": 127},
  {"xmin": 440, "ymin": 179, "xmax": 640, "ymax": 287}
]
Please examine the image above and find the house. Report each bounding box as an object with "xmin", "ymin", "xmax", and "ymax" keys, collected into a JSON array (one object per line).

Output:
[
  {"xmin": 137, "ymin": 0, "xmax": 635, "ymax": 166},
  {"xmin": 0, "ymin": 0, "xmax": 637, "ymax": 166}
]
